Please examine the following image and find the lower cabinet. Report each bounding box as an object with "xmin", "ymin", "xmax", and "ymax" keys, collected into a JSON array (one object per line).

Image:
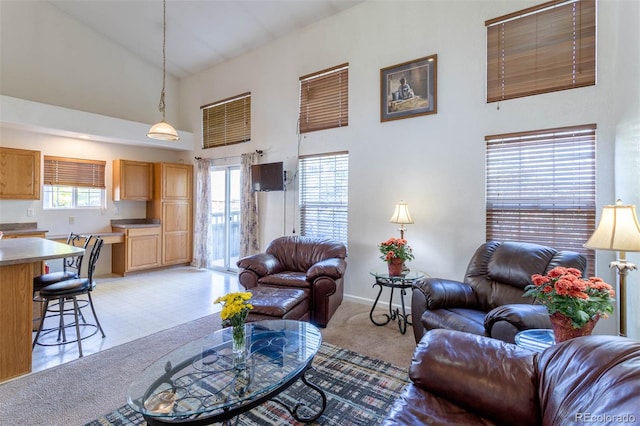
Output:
[{"xmin": 112, "ymin": 227, "xmax": 161, "ymax": 275}]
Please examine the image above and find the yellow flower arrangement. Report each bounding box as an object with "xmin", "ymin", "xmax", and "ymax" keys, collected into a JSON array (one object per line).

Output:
[{"xmin": 214, "ymin": 291, "xmax": 254, "ymax": 328}]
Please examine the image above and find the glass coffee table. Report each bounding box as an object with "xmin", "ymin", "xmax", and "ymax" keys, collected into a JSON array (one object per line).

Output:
[{"xmin": 127, "ymin": 320, "xmax": 325, "ymax": 425}]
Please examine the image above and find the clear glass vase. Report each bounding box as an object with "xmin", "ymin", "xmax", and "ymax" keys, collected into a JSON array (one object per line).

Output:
[{"xmin": 232, "ymin": 323, "xmax": 246, "ymax": 370}]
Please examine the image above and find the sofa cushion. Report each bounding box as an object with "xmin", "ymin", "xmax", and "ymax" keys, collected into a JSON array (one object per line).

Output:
[
  {"xmin": 246, "ymin": 287, "xmax": 309, "ymax": 322},
  {"xmin": 409, "ymin": 330, "xmax": 540, "ymax": 426},
  {"xmin": 421, "ymin": 308, "xmax": 487, "ymax": 336},
  {"xmin": 258, "ymin": 271, "xmax": 309, "ymax": 288},
  {"xmin": 537, "ymin": 335, "xmax": 640, "ymax": 426},
  {"xmin": 383, "ymin": 384, "xmax": 497, "ymax": 426}
]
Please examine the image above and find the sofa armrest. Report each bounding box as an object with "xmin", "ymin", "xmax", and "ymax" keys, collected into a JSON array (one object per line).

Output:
[
  {"xmin": 411, "ymin": 329, "xmax": 540, "ymax": 426},
  {"xmin": 412, "ymin": 278, "xmax": 479, "ymax": 310},
  {"xmin": 485, "ymin": 304, "xmax": 551, "ymax": 337},
  {"xmin": 236, "ymin": 252, "xmax": 283, "ymax": 277},
  {"xmin": 307, "ymin": 258, "xmax": 347, "ymax": 282}
]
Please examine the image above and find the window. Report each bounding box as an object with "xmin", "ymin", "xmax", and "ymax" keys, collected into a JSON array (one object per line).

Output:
[
  {"xmin": 485, "ymin": 124, "xmax": 596, "ymax": 275},
  {"xmin": 486, "ymin": 0, "xmax": 596, "ymax": 103},
  {"xmin": 201, "ymin": 92, "xmax": 251, "ymax": 149},
  {"xmin": 299, "ymin": 64, "xmax": 349, "ymax": 134},
  {"xmin": 299, "ymin": 152, "xmax": 349, "ymax": 244},
  {"xmin": 43, "ymin": 156, "xmax": 106, "ymax": 209}
]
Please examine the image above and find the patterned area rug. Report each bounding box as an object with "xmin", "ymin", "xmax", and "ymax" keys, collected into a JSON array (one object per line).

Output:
[{"xmin": 86, "ymin": 343, "xmax": 408, "ymax": 425}]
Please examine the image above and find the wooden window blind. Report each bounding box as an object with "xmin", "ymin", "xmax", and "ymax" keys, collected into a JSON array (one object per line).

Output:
[
  {"xmin": 201, "ymin": 93, "xmax": 251, "ymax": 149},
  {"xmin": 299, "ymin": 64, "xmax": 349, "ymax": 134},
  {"xmin": 486, "ymin": 0, "xmax": 596, "ymax": 103},
  {"xmin": 299, "ymin": 152, "xmax": 349, "ymax": 244},
  {"xmin": 43, "ymin": 156, "xmax": 106, "ymax": 188},
  {"xmin": 485, "ymin": 124, "xmax": 596, "ymax": 275}
]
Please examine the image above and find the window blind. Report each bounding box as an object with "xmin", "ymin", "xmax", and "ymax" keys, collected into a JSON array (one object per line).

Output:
[
  {"xmin": 485, "ymin": 124, "xmax": 596, "ymax": 275},
  {"xmin": 299, "ymin": 64, "xmax": 349, "ymax": 134},
  {"xmin": 299, "ymin": 152, "xmax": 349, "ymax": 244},
  {"xmin": 486, "ymin": 0, "xmax": 596, "ymax": 103},
  {"xmin": 43, "ymin": 156, "xmax": 106, "ymax": 188},
  {"xmin": 201, "ymin": 93, "xmax": 251, "ymax": 149}
]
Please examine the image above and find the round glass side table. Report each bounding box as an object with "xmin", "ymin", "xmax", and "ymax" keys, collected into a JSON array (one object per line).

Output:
[
  {"xmin": 369, "ymin": 270, "xmax": 427, "ymax": 335},
  {"xmin": 514, "ymin": 329, "xmax": 555, "ymax": 352}
]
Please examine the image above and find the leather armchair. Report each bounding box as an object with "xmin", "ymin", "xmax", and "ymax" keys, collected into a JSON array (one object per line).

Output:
[
  {"xmin": 236, "ymin": 236, "xmax": 347, "ymax": 327},
  {"xmin": 384, "ymin": 329, "xmax": 640, "ymax": 425},
  {"xmin": 411, "ymin": 241, "xmax": 587, "ymax": 343}
]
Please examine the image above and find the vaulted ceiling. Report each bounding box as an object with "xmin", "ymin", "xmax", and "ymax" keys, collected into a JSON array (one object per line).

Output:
[{"xmin": 48, "ymin": 0, "xmax": 364, "ymax": 79}]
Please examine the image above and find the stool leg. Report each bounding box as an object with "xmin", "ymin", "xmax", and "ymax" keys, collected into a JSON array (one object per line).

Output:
[
  {"xmin": 87, "ymin": 292, "xmax": 106, "ymax": 338},
  {"xmin": 57, "ymin": 297, "xmax": 67, "ymax": 343},
  {"xmin": 32, "ymin": 298, "xmax": 50, "ymax": 350},
  {"xmin": 71, "ymin": 296, "xmax": 83, "ymax": 358}
]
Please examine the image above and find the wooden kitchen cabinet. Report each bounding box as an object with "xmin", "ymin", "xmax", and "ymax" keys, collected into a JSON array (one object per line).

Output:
[
  {"xmin": 111, "ymin": 226, "xmax": 161, "ymax": 275},
  {"xmin": 0, "ymin": 147, "xmax": 40, "ymax": 200},
  {"xmin": 147, "ymin": 162, "xmax": 193, "ymax": 266},
  {"xmin": 113, "ymin": 159, "xmax": 153, "ymax": 201}
]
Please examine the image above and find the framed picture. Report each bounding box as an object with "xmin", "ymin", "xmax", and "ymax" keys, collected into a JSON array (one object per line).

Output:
[{"xmin": 380, "ymin": 54, "xmax": 437, "ymax": 122}]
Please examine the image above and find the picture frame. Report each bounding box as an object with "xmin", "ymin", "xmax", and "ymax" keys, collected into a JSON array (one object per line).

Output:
[{"xmin": 380, "ymin": 54, "xmax": 437, "ymax": 122}]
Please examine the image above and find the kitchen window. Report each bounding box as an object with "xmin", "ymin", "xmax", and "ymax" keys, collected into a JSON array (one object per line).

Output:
[{"xmin": 43, "ymin": 156, "xmax": 106, "ymax": 209}]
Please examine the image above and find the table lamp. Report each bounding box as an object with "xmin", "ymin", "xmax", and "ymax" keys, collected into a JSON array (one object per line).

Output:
[
  {"xmin": 584, "ymin": 200, "xmax": 640, "ymax": 337},
  {"xmin": 389, "ymin": 201, "xmax": 414, "ymax": 240}
]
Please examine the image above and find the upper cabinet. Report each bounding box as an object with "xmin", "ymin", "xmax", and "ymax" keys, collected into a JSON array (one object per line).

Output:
[
  {"xmin": 158, "ymin": 162, "xmax": 191, "ymax": 200},
  {"xmin": 113, "ymin": 159, "xmax": 153, "ymax": 201},
  {"xmin": 0, "ymin": 147, "xmax": 41, "ymax": 200}
]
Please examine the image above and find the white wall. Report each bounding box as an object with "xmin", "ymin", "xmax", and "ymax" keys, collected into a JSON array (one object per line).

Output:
[
  {"xmin": 182, "ymin": 0, "xmax": 637, "ymax": 336},
  {"xmin": 0, "ymin": 0, "xmax": 637, "ymax": 336},
  {"xmin": 0, "ymin": 0, "xmax": 183, "ymax": 130}
]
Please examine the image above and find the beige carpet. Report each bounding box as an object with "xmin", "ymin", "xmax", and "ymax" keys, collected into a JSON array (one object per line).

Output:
[
  {"xmin": 0, "ymin": 300, "xmax": 417, "ymax": 426},
  {"xmin": 322, "ymin": 300, "xmax": 417, "ymax": 368}
]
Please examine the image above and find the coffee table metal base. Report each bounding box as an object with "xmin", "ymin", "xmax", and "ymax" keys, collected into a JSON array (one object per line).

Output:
[{"xmin": 143, "ymin": 362, "xmax": 326, "ymax": 425}]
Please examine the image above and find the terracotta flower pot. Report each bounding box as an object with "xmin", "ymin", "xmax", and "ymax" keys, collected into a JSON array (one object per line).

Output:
[
  {"xmin": 388, "ymin": 258, "xmax": 404, "ymax": 276},
  {"xmin": 549, "ymin": 312, "xmax": 599, "ymax": 343}
]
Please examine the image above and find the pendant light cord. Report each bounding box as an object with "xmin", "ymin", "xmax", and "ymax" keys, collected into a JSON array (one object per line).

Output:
[{"xmin": 159, "ymin": 0, "xmax": 167, "ymax": 120}]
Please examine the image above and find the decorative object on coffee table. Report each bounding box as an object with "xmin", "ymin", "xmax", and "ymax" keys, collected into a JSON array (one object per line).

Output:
[
  {"xmin": 379, "ymin": 237, "xmax": 414, "ymax": 276},
  {"xmin": 524, "ymin": 267, "xmax": 614, "ymax": 343},
  {"xmin": 214, "ymin": 291, "xmax": 253, "ymax": 370},
  {"xmin": 584, "ymin": 200, "xmax": 640, "ymax": 337}
]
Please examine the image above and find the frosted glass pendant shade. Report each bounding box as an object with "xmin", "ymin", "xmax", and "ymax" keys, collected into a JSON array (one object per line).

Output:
[{"xmin": 147, "ymin": 120, "xmax": 180, "ymax": 141}]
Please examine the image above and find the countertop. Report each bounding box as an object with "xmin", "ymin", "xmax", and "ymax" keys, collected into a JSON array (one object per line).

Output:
[
  {"xmin": 0, "ymin": 237, "xmax": 84, "ymax": 266},
  {"xmin": 110, "ymin": 218, "xmax": 161, "ymax": 229},
  {"xmin": 0, "ymin": 222, "xmax": 48, "ymax": 236}
]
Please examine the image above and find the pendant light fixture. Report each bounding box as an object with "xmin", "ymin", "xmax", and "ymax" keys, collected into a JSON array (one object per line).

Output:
[{"xmin": 148, "ymin": 0, "xmax": 179, "ymax": 141}]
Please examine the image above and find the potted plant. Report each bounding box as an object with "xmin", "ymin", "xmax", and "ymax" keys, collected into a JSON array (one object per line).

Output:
[
  {"xmin": 379, "ymin": 237, "xmax": 415, "ymax": 276},
  {"xmin": 524, "ymin": 267, "xmax": 615, "ymax": 342}
]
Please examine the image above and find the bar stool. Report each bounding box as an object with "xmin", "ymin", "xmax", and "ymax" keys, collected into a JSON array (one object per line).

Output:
[
  {"xmin": 33, "ymin": 232, "xmax": 92, "ymax": 293},
  {"xmin": 32, "ymin": 237, "xmax": 106, "ymax": 357}
]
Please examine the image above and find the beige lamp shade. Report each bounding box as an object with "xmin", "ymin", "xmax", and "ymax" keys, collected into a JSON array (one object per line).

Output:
[
  {"xmin": 584, "ymin": 202, "xmax": 640, "ymax": 252},
  {"xmin": 147, "ymin": 120, "xmax": 180, "ymax": 141},
  {"xmin": 389, "ymin": 202, "xmax": 414, "ymax": 225}
]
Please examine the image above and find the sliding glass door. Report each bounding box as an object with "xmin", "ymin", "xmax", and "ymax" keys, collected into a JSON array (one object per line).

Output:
[{"xmin": 210, "ymin": 166, "xmax": 240, "ymax": 272}]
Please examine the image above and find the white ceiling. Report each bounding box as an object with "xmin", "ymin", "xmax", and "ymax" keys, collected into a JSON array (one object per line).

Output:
[{"xmin": 48, "ymin": 0, "xmax": 364, "ymax": 80}]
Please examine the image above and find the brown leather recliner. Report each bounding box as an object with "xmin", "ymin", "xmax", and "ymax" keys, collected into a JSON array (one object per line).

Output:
[
  {"xmin": 411, "ymin": 241, "xmax": 587, "ymax": 343},
  {"xmin": 383, "ymin": 329, "xmax": 640, "ymax": 425},
  {"xmin": 236, "ymin": 236, "xmax": 347, "ymax": 327}
]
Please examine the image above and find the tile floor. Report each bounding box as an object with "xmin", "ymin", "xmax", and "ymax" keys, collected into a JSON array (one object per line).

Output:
[{"xmin": 31, "ymin": 266, "xmax": 241, "ymax": 373}]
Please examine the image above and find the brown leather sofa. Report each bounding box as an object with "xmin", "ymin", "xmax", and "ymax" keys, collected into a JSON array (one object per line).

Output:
[
  {"xmin": 236, "ymin": 236, "xmax": 347, "ymax": 327},
  {"xmin": 384, "ymin": 329, "xmax": 640, "ymax": 426},
  {"xmin": 411, "ymin": 241, "xmax": 587, "ymax": 343}
]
